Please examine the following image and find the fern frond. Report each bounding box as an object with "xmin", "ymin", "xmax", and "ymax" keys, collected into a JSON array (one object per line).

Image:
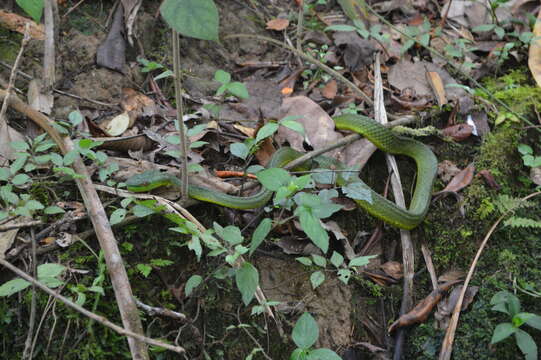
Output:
[
  {"xmin": 504, "ymin": 216, "xmax": 541, "ymax": 228},
  {"xmin": 495, "ymin": 195, "xmax": 535, "ymax": 214}
]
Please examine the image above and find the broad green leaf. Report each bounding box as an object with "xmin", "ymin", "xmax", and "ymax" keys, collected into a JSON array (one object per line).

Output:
[
  {"xmin": 235, "ymin": 262, "xmax": 259, "ymax": 306},
  {"xmin": 249, "ymin": 218, "xmax": 272, "ymax": 255},
  {"xmin": 330, "ymin": 251, "xmax": 344, "ymax": 268},
  {"xmin": 226, "ymin": 82, "xmax": 249, "ymax": 99},
  {"xmin": 311, "ymin": 254, "xmax": 326, "ymax": 267},
  {"xmin": 188, "ymin": 235, "xmax": 202, "ymax": 260},
  {"xmin": 185, "ymin": 275, "xmax": 202, "ymax": 297},
  {"xmin": 296, "ymin": 257, "xmax": 313, "ymax": 266},
  {"xmin": 491, "ymin": 323, "xmax": 517, "ymax": 343},
  {"xmin": 10, "ymin": 154, "xmax": 28, "ymax": 174},
  {"xmin": 255, "ymin": 123, "xmax": 279, "ymax": 143},
  {"xmin": 0, "ymin": 278, "xmax": 31, "ymax": 296},
  {"xmin": 63, "ymin": 150, "xmax": 79, "ymax": 166},
  {"xmin": 310, "ymin": 271, "xmax": 325, "ymax": 289},
  {"xmin": 280, "ymin": 119, "xmax": 305, "ymax": 135},
  {"xmin": 154, "ymin": 70, "xmax": 173, "ymax": 81},
  {"xmin": 214, "ymin": 69, "xmax": 231, "ymax": 84},
  {"xmin": 290, "ymin": 348, "xmax": 309, "ymax": 360},
  {"xmin": 472, "ymin": 24, "xmax": 496, "ymax": 32},
  {"xmin": 0, "ymin": 168, "xmax": 9, "ymax": 181},
  {"xmin": 165, "ymin": 135, "xmax": 181, "ymax": 145},
  {"xmin": 349, "ymin": 255, "xmax": 377, "ymax": 267},
  {"xmin": 34, "ymin": 141, "xmax": 55, "ymax": 152},
  {"xmin": 25, "ymin": 200, "xmax": 44, "ymax": 210},
  {"xmin": 297, "ymin": 207, "xmax": 328, "ymax": 253},
  {"xmin": 189, "ymin": 141, "xmax": 208, "ymax": 149},
  {"xmin": 307, "ymin": 348, "xmax": 342, "ymax": 360},
  {"xmin": 337, "ymin": 269, "xmax": 352, "ymax": 284},
  {"xmin": 110, "ymin": 208, "xmax": 127, "ymax": 225},
  {"xmin": 40, "ymin": 277, "xmax": 64, "ymax": 288},
  {"xmin": 257, "ymin": 168, "xmax": 291, "ymax": 191},
  {"xmin": 525, "ymin": 314, "xmax": 541, "ymax": 331},
  {"xmin": 160, "ymin": 0, "xmax": 219, "ymax": 41},
  {"xmin": 37, "ymin": 263, "xmax": 66, "ymax": 278},
  {"xmin": 230, "ymin": 142, "xmax": 250, "ymax": 160},
  {"xmin": 187, "ymin": 124, "xmax": 208, "ymax": 137},
  {"xmin": 12, "ymin": 174, "xmax": 30, "ymax": 186},
  {"xmin": 132, "ymin": 204, "xmax": 155, "ymax": 217},
  {"xmin": 342, "ymin": 182, "xmax": 372, "ymax": 202},
  {"xmin": 215, "ymin": 224, "xmax": 243, "ymax": 245},
  {"xmin": 10, "ymin": 141, "xmax": 29, "ymax": 151},
  {"xmin": 515, "ymin": 329, "xmax": 537, "ymax": 360},
  {"xmin": 292, "ymin": 312, "xmax": 319, "ymax": 349}
]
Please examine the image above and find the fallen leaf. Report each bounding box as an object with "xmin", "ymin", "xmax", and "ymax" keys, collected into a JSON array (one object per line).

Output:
[
  {"xmin": 434, "ymin": 163, "xmax": 475, "ymax": 195},
  {"xmin": 438, "ymin": 160, "xmax": 462, "ymax": 183},
  {"xmin": 333, "ymin": 31, "xmax": 376, "ymax": 72},
  {"xmin": 426, "ymin": 71, "xmax": 447, "ymax": 106},
  {"xmin": 442, "ymin": 123, "xmax": 473, "ymax": 141},
  {"xmin": 322, "ymin": 79, "xmax": 338, "ymax": 99},
  {"xmin": 477, "ymin": 169, "xmax": 501, "ymax": 189},
  {"xmin": 0, "ymin": 122, "xmax": 25, "ymax": 161},
  {"xmin": 529, "ymin": 6, "xmax": 541, "ymax": 87},
  {"xmin": 380, "ymin": 261, "xmax": 403, "ymax": 280},
  {"xmin": 435, "ymin": 285, "xmax": 479, "ymax": 330},
  {"xmin": 438, "ymin": 269, "xmax": 465, "ymax": 283},
  {"xmin": 531, "ymin": 167, "xmax": 541, "ymax": 185},
  {"xmin": 388, "ymin": 280, "xmax": 461, "ymax": 333},
  {"xmin": 266, "ymin": 18, "xmax": 289, "ymax": 31},
  {"xmin": 0, "ymin": 10, "xmax": 45, "ymax": 40}
]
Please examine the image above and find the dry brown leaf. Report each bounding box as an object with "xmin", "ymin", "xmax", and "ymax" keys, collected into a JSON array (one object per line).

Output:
[
  {"xmin": 101, "ymin": 112, "xmax": 131, "ymax": 136},
  {"xmin": 477, "ymin": 169, "xmax": 501, "ymax": 189},
  {"xmin": 426, "ymin": 71, "xmax": 447, "ymax": 106},
  {"xmin": 380, "ymin": 261, "xmax": 403, "ymax": 280},
  {"xmin": 233, "ymin": 123, "xmax": 255, "ymax": 137},
  {"xmin": 276, "ymin": 96, "xmax": 344, "ymax": 161},
  {"xmin": 322, "ymin": 79, "xmax": 338, "ymax": 99},
  {"xmin": 442, "ymin": 124, "xmax": 473, "ymax": 141},
  {"xmin": 529, "ymin": 7, "xmax": 541, "ymax": 87},
  {"xmin": 435, "ymin": 163, "xmax": 475, "ymax": 195},
  {"xmin": 438, "ymin": 160, "xmax": 462, "ymax": 183},
  {"xmin": 266, "ymin": 18, "xmax": 289, "ymax": 31},
  {"xmin": 92, "ymin": 134, "xmax": 153, "ymax": 152},
  {"xmin": 0, "ymin": 10, "xmax": 45, "ymax": 40},
  {"xmin": 388, "ymin": 280, "xmax": 461, "ymax": 333}
]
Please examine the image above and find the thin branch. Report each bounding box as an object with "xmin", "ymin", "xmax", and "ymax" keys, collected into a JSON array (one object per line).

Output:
[
  {"xmin": 22, "ymin": 229, "xmax": 37, "ymax": 360},
  {"xmin": 0, "ymin": 258, "xmax": 186, "ymax": 354}
]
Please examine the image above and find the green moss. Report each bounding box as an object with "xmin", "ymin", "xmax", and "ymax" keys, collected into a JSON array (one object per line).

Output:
[{"xmin": 0, "ymin": 29, "xmax": 21, "ymax": 63}]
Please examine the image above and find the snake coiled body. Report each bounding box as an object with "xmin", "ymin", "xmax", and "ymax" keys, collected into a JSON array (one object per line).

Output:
[{"xmin": 127, "ymin": 114, "xmax": 437, "ymax": 230}]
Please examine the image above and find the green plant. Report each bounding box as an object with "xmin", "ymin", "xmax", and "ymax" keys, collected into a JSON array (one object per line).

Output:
[
  {"xmin": 16, "ymin": 0, "xmax": 43, "ymax": 23},
  {"xmin": 137, "ymin": 58, "xmax": 173, "ymax": 81},
  {"xmin": 518, "ymin": 144, "xmax": 541, "ymax": 168},
  {"xmin": 0, "ymin": 263, "xmax": 66, "ymax": 296},
  {"xmin": 490, "ymin": 291, "xmax": 541, "ymax": 360},
  {"xmin": 214, "ymin": 69, "xmax": 249, "ymax": 99},
  {"xmin": 290, "ymin": 312, "xmax": 341, "ymax": 360}
]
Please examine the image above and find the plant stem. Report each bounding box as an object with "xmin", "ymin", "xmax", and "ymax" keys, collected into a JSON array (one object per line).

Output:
[{"xmin": 172, "ymin": 30, "xmax": 189, "ymax": 200}]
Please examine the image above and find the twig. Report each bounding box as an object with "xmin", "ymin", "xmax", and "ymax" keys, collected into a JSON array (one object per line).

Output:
[
  {"xmin": 135, "ymin": 299, "xmax": 189, "ymax": 322},
  {"xmin": 438, "ymin": 191, "xmax": 541, "ymax": 360},
  {"xmin": 172, "ymin": 30, "xmax": 189, "ymax": 201},
  {"xmin": 0, "ymin": 258, "xmax": 186, "ymax": 354},
  {"xmin": 236, "ymin": 307, "xmax": 273, "ymax": 360},
  {"xmin": 0, "ymin": 220, "xmax": 43, "ymax": 231},
  {"xmin": 22, "ymin": 229, "xmax": 37, "ymax": 360}
]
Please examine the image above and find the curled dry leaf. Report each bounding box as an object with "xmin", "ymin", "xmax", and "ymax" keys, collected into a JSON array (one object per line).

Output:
[
  {"xmin": 434, "ymin": 163, "xmax": 475, "ymax": 195},
  {"xmin": 477, "ymin": 169, "xmax": 501, "ymax": 189},
  {"xmin": 380, "ymin": 261, "xmax": 403, "ymax": 280},
  {"xmin": 388, "ymin": 280, "xmax": 461, "ymax": 333},
  {"xmin": 442, "ymin": 124, "xmax": 473, "ymax": 141},
  {"xmin": 0, "ymin": 10, "xmax": 45, "ymax": 40},
  {"xmin": 437, "ymin": 269, "xmax": 465, "ymax": 283},
  {"xmin": 435, "ymin": 285, "xmax": 479, "ymax": 330},
  {"xmin": 426, "ymin": 71, "xmax": 447, "ymax": 106},
  {"xmin": 266, "ymin": 18, "xmax": 289, "ymax": 31},
  {"xmin": 101, "ymin": 112, "xmax": 131, "ymax": 136},
  {"xmin": 322, "ymin": 79, "xmax": 338, "ymax": 99},
  {"xmin": 92, "ymin": 134, "xmax": 153, "ymax": 152},
  {"xmin": 437, "ymin": 160, "xmax": 462, "ymax": 183},
  {"xmin": 528, "ymin": 6, "xmax": 541, "ymax": 87}
]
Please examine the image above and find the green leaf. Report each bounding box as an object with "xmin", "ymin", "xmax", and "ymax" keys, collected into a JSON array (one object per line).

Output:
[
  {"xmin": 311, "ymin": 254, "xmax": 326, "ymax": 267},
  {"xmin": 0, "ymin": 167, "xmax": 10, "ymax": 181},
  {"xmin": 280, "ymin": 118, "xmax": 305, "ymax": 136},
  {"xmin": 255, "ymin": 123, "xmax": 279, "ymax": 143},
  {"xmin": 311, "ymin": 169, "xmax": 336, "ymax": 185},
  {"xmin": 188, "ymin": 235, "xmax": 202, "ymax": 260},
  {"xmin": 214, "ymin": 69, "xmax": 231, "ymax": 84},
  {"xmin": 160, "ymin": 0, "xmax": 219, "ymax": 41},
  {"xmin": 37, "ymin": 263, "xmax": 66, "ymax": 278},
  {"xmin": 154, "ymin": 70, "xmax": 173, "ymax": 81},
  {"xmin": 34, "ymin": 141, "xmax": 56, "ymax": 152},
  {"xmin": 491, "ymin": 323, "xmax": 517, "ymax": 344},
  {"xmin": 150, "ymin": 259, "xmax": 174, "ymax": 267},
  {"xmin": 296, "ymin": 257, "xmax": 313, "ymax": 266},
  {"xmin": 525, "ymin": 314, "xmax": 541, "ymax": 331},
  {"xmin": 342, "ymin": 182, "xmax": 372, "ymax": 202},
  {"xmin": 330, "ymin": 251, "xmax": 344, "ymax": 268},
  {"xmin": 16, "ymin": 0, "xmax": 43, "ymax": 23},
  {"xmin": 132, "ymin": 204, "xmax": 156, "ymax": 217},
  {"xmin": 249, "ymin": 218, "xmax": 272, "ymax": 255},
  {"xmin": 10, "ymin": 154, "xmax": 28, "ymax": 174},
  {"xmin": 292, "ymin": 312, "xmax": 319, "ymax": 349},
  {"xmin": 491, "ymin": 291, "xmax": 521, "ymax": 316},
  {"xmin": 110, "ymin": 208, "xmax": 127, "ymax": 225},
  {"xmin": 165, "ymin": 135, "xmax": 181, "ymax": 145},
  {"xmin": 40, "ymin": 277, "xmax": 64, "ymax": 288},
  {"xmin": 12, "ymin": 174, "xmax": 30, "ymax": 185},
  {"xmin": 1, "ymin": 185, "xmax": 19, "ymax": 205},
  {"xmin": 43, "ymin": 205, "xmax": 66, "ymax": 215},
  {"xmin": 187, "ymin": 124, "xmax": 208, "ymax": 137},
  {"xmin": 230, "ymin": 142, "xmax": 250, "ymax": 160},
  {"xmin": 215, "ymin": 224, "xmax": 243, "ymax": 245},
  {"xmin": 310, "ymin": 271, "xmax": 325, "ymax": 289},
  {"xmin": 185, "ymin": 275, "xmax": 202, "ymax": 297},
  {"xmin": 515, "ymin": 329, "xmax": 537, "ymax": 360},
  {"xmin": 227, "ymin": 82, "xmax": 249, "ymax": 99},
  {"xmin": 68, "ymin": 110, "xmax": 84, "ymax": 126},
  {"xmin": 296, "ymin": 207, "xmax": 328, "ymax": 253},
  {"xmin": 337, "ymin": 269, "xmax": 352, "ymax": 284},
  {"xmin": 307, "ymin": 348, "xmax": 342, "ymax": 360},
  {"xmin": 25, "ymin": 200, "xmax": 44, "ymax": 210},
  {"xmin": 349, "ymin": 255, "xmax": 377, "ymax": 268},
  {"xmin": 0, "ymin": 278, "xmax": 31, "ymax": 297},
  {"xmin": 63, "ymin": 150, "xmax": 79, "ymax": 166},
  {"xmin": 10, "ymin": 141, "xmax": 29, "ymax": 151},
  {"xmin": 290, "ymin": 348, "xmax": 309, "ymax": 360},
  {"xmin": 324, "ymin": 24, "xmax": 357, "ymax": 32},
  {"xmin": 472, "ymin": 24, "xmax": 496, "ymax": 32},
  {"xmin": 235, "ymin": 262, "xmax": 259, "ymax": 306},
  {"xmin": 257, "ymin": 168, "xmax": 291, "ymax": 191},
  {"xmin": 136, "ymin": 264, "xmax": 152, "ymax": 277},
  {"xmin": 189, "ymin": 141, "xmax": 208, "ymax": 149}
]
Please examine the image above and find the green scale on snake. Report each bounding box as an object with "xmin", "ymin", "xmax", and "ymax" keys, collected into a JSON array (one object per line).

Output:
[{"xmin": 126, "ymin": 114, "xmax": 437, "ymax": 230}]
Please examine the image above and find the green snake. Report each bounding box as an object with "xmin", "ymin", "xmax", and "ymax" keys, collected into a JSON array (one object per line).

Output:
[{"xmin": 126, "ymin": 114, "xmax": 437, "ymax": 230}]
